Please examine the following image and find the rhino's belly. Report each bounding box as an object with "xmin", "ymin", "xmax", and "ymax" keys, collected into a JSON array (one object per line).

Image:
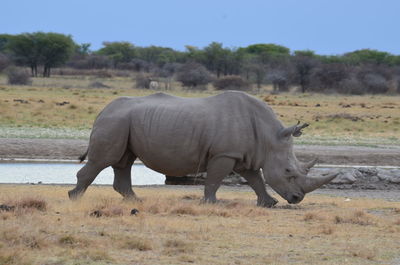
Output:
[
  {"xmin": 132, "ymin": 143, "xmax": 206, "ymax": 176},
  {"xmin": 128, "ymin": 131, "xmax": 208, "ymax": 176},
  {"xmin": 139, "ymin": 155, "xmax": 203, "ymax": 176}
]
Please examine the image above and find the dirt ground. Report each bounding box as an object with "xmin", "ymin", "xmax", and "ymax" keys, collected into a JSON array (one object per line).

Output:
[
  {"xmin": 158, "ymin": 185, "xmax": 400, "ymax": 202},
  {"xmin": 1, "ymin": 138, "xmax": 399, "ymax": 198},
  {"xmin": 1, "ymin": 138, "xmax": 400, "ymax": 166},
  {"xmin": 1, "ymin": 184, "xmax": 399, "ymax": 265}
]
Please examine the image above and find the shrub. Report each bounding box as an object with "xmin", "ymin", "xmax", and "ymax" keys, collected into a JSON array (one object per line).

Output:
[
  {"xmin": 0, "ymin": 53, "xmax": 11, "ymax": 72},
  {"xmin": 135, "ymin": 73, "xmax": 152, "ymax": 89},
  {"xmin": 161, "ymin": 62, "xmax": 182, "ymax": 77},
  {"xmin": 309, "ymin": 63, "xmax": 349, "ymax": 92},
  {"xmin": 95, "ymin": 70, "xmax": 113, "ymax": 78},
  {"xmin": 176, "ymin": 62, "xmax": 214, "ymax": 89},
  {"xmin": 362, "ymin": 73, "xmax": 389, "ymax": 94},
  {"xmin": 16, "ymin": 197, "xmax": 47, "ymax": 211},
  {"xmin": 88, "ymin": 81, "xmax": 110, "ymax": 88},
  {"xmin": 266, "ymin": 70, "xmax": 290, "ymax": 92},
  {"xmin": 337, "ymin": 77, "xmax": 365, "ymax": 94},
  {"xmin": 397, "ymin": 78, "xmax": 400, "ymax": 94},
  {"xmin": 6, "ymin": 67, "xmax": 32, "ymax": 85},
  {"xmin": 213, "ymin": 75, "xmax": 249, "ymax": 90}
]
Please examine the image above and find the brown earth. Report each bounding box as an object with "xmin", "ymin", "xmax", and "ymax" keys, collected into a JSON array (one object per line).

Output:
[{"xmin": 1, "ymin": 138, "xmax": 399, "ymax": 166}]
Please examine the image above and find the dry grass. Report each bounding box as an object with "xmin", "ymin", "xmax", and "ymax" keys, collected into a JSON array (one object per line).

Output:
[
  {"xmin": 0, "ymin": 184, "xmax": 399, "ymax": 265},
  {"xmin": 333, "ymin": 210, "xmax": 376, "ymax": 226},
  {"xmin": 15, "ymin": 197, "xmax": 47, "ymax": 211},
  {"xmin": 121, "ymin": 236, "xmax": 153, "ymax": 251},
  {"xmin": 0, "ymin": 74, "xmax": 400, "ymax": 145}
]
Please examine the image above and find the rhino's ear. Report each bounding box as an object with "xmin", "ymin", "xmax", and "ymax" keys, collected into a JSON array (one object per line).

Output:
[{"xmin": 279, "ymin": 121, "xmax": 309, "ymax": 139}]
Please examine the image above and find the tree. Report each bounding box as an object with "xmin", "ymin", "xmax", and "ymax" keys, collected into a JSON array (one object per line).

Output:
[
  {"xmin": 344, "ymin": 49, "xmax": 392, "ymax": 65},
  {"xmin": 8, "ymin": 33, "xmax": 41, "ymax": 76},
  {"xmin": 202, "ymin": 42, "xmax": 231, "ymax": 77},
  {"xmin": 0, "ymin": 53, "xmax": 11, "ymax": 72},
  {"xmin": 249, "ymin": 61, "xmax": 267, "ymax": 89},
  {"xmin": 135, "ymin": 46, "xmax": 184, "ymax": 67},
  {"xmin": 241, "ymin": 43, "xmax": 290, "ymax": 64},
  {"xmin": 309, "ymin": 63, "xmax": 349, "ymax": 92},
  {"xmin": 266, "ymin": 68, "xmax": 291, "ymax": 92},
  {"xmin": 97, "ymin": 41, "xmax": 136, "ymax": 67},
  {"xmin": 184, "ymin": 45, "xmax": 204, "ymax": 62},
  {"xmin": 292, "ymin": 50, "xmax": 319, "ymax": 93},
  {"xmin": 74, "ymin": 43, "xmax": 91, "ymax": 56},
  {"xmin": 244, "ymin": 43, "xmax": 290, "ymax": 56},
  {"xmin": 37, "ymin": 33, "xmax": 75, "ymax": 77},
  {"xmin": 0, "ymin": 34, "xmax": 14, "ymax": 53},
  {"xmin": 8, "ymin": 32, "xmax": 74, "ymax": 77}
]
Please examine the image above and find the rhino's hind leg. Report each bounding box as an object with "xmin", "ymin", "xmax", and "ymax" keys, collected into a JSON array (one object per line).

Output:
[
  {"xmin": 68, "ymin": 162, "xmax": 106, "ymax": 200},
  {"xmin": 203, "ymin": 156, "xmax": 236, "ymax": 203},
  {"xmin": 239, "ymin": 170, "xmax": 278, "ymax": 208},
  {"xmin": 112, "ymin": 150, "xmax": 139, "ymax": 200}
]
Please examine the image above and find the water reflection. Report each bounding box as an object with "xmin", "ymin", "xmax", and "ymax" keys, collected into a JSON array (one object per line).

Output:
[{"xmin": 0, "ymin": 163, "xmax": 165, "ymax": 185}]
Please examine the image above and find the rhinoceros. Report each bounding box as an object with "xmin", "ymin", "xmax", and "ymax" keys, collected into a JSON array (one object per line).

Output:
[{"xmin": 69, "ymin": 91, "xmax": 336, "ymax": 207}]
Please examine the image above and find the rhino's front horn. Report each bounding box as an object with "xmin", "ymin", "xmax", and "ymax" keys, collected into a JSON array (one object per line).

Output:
[{"xmin": 301, "ymin": 172, "xmax": 338, "ymax": 193}]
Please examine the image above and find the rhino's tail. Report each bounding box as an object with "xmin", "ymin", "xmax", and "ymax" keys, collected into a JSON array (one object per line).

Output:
[{"xmin": 78, "ymin": 149, "xmax": 88, "ymax": 163}]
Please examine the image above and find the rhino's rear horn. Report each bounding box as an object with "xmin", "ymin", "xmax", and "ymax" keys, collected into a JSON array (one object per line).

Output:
[
  {"xmin": 303, "ymin": 157, "xmax": 318, "ymax": 172},
  {"xmin": 280, "ymin": 121, "xmax": 309, "ymax": 139},
  {"xmin": 292, "ymin": 122, "xmax": 309, "ymax": 137}
]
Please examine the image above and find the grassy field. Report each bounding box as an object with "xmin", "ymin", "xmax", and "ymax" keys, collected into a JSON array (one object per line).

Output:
[
  {"xmin": 0, "ymin": 185, "xmax": 399, "ymax": 265},
  {"xmin": 1, "ymin": 73, "xmax": 400, "ymax": 146}
]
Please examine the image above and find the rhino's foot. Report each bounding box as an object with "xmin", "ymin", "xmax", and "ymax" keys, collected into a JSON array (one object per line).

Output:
[
  {"xmin": 201, "ymin": 197, "xmax": 217, "ymax": 204},
  {"xmin": 68, "ymin": 189, "xmax": 83, "ymax": 201},
  {"xmin": 122, "ymin": 195, "xmax": 142, "ymax": 202},
  {"xmin": 257, "ymin": 197, "xmax": 278, "ymax": 208}
]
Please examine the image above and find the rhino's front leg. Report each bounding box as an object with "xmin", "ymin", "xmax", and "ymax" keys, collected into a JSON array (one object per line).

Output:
[
  {"xmin": 239, "ymin": 169, "xmax": 278, "ymax": 208},
  {"xmin": 112, "ymin": 165, "xmax": 140, "ymax": 201},
  {"xmin": 203, "ymin": 156, "xmax": 236, "ymax": 203}
]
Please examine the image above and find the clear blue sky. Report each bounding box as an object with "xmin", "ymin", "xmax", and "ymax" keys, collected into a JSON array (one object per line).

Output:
[{"xmin": 2, "ymin": 0, "xmax": 399, "ymax": 55}]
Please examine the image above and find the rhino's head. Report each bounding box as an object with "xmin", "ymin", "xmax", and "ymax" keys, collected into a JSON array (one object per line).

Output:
[{"xmin": 262, "ymin": 122, "xmax": 336, "ymax": 204}]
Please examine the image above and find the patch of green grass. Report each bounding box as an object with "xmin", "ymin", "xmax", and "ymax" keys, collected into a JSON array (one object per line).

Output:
[
  {"xmin": 0, "ymin": 126, "xmax": 90, "ymax": 139},
  {"xmin": 294, "ymin": 135, "xmax": 400, "ymax": 147}
]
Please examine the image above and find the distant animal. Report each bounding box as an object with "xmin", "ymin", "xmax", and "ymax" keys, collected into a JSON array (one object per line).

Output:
[
  {"xmin": 149, "ymin": 80, "xmax": 159, "ymax": 90},
  {"xmin": 130, "ymin": 208, "xmax": 139, "ymax": 215},
  {"xmin": 69, "ymin": 91, "xmax": 336, "ymax": 207}
]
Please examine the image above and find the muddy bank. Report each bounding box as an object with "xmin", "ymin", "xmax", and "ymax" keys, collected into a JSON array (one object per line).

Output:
[
  {"xmin": 151, "ymin": 185, "xmax": 400, "ymax": 202},
  {"xmin": 165, "ymin": 167, "xmax": 400, "ymax": 191},
  {"xmin": 1, "ymin": 138, "xmax": 399, "ymax": 166}
]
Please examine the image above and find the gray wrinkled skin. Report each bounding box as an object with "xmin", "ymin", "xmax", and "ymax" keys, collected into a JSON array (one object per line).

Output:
[{"xmin": 69, "ymin": 91, "xmax": 334, "ymax": 207}]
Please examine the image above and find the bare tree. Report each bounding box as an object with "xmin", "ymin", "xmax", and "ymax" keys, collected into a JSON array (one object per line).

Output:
[{"xmin": 292, "ymin": 51, "xmax": 319, "ymax": 93}]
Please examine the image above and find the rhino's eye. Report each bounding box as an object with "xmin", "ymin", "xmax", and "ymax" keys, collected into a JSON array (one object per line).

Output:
[
  {"xmin": 288, "ymin": 176, "xmax": 296, "ymax": 181},
  {"xmin": 285, "ymin": 169, "xmax": 291, "ymax": 173}
]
